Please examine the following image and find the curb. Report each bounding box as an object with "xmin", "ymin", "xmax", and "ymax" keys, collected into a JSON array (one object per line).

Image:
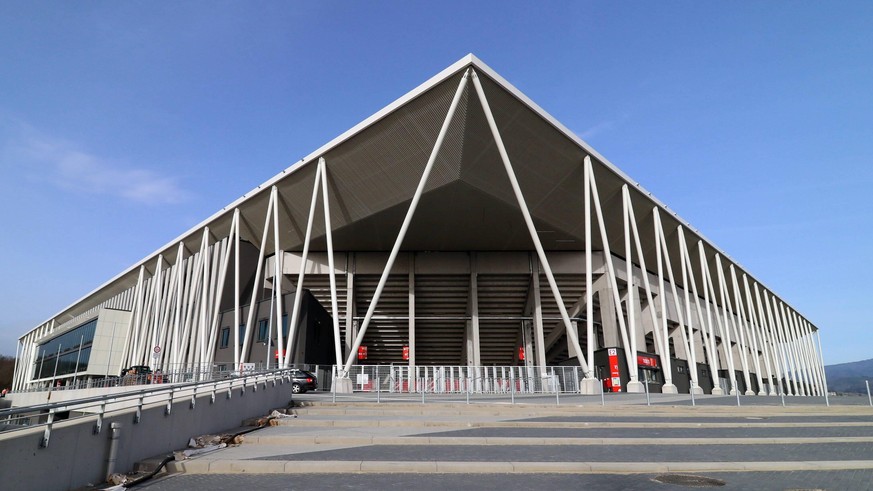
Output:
[{"xmin": 168, "ymin": 459, "xmax": 873, "ymax": 475}]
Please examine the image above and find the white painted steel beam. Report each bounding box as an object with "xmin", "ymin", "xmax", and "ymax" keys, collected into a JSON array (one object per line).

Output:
[
  {"xmin": 342, "ymin": 69, "xmax": 471, "ymax": 375},
  {"xmin": 283, "ymin": 161, "xmax": 323, "ymax": 368},
  {"xmin": 471, "ymin": 69, "xmax": 591, "ymax": 380},
  {"xmin": 586, "ymin": 161, "xmax": 636, "ymax": 387}
]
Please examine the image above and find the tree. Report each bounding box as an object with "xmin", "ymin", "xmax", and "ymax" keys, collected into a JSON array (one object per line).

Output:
[{"xmin": 0, "ymin": 356, "xmax": 15, "ymax": 391}]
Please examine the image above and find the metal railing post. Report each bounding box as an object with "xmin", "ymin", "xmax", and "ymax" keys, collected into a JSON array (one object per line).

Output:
[
  {"xmin": 511, "ymin": 370, "xmax": 515, "ymax": 405},
  {"xmin": 600, "ymin": 378, "xmax": 606, "ymax": 406},
  {"xmin": 644, "ymin": 379, "xmax": 650, "ymax": 406},
  {"xmin": 376, "ymin": 366, "xmax": 381, "ymax": 404}
]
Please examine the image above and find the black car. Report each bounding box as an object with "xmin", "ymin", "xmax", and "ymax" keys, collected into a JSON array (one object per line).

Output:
[{"xmin": 290, "ymin": 369, "xmax": 317, "ymax": 394}]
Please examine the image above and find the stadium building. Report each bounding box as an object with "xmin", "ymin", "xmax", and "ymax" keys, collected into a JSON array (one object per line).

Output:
[{"xmin": 13, "ymin": 55, "xmax": 826, "ymax": 397}]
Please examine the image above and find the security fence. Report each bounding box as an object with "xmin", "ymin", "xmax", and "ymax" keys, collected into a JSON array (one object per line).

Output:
[{"xmin": 335, "ymin": 365, "xmax": 585, "ymax": 395}]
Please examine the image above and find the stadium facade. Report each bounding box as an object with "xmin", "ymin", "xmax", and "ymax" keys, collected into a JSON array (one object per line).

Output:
[{"xmin": 13, "ymin": 55, "xmax": 826, "ymax": 396}]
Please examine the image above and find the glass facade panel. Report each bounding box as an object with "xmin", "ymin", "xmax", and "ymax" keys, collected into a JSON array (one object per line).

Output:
[
  {"xmin": 257, "ymin": 319, "xmax": 269, "ymax": 342},
  {"xmin": 33, "ymin": 318, "xmax": 97, "ymax": 379},
  {"xmin": 220, "ymin": 328, "xmax": 230, "ymax": 349}
]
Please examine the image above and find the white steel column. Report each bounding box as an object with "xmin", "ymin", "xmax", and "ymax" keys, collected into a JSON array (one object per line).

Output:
[
  {"xmin": 779, "ymin": 302, "xmax": 805, "ymax": 395},
  {"xmin": 677, "ymin": 227, "xmax": 703, "ymax": 395},
  {"xmin": 679, "ymin": 229, "xmax": 718, "ymax": 393},
  {"xmin": 345, "ymin": 257, "xmax": 355, "ymax": 360},
  {"xmin": 789, "ymin": 310, "xmax": 814, "ymax": 395},
  {"xmin": 471, "ymin": 69, "xmax": 592, "ymax": 384},
  {"xmin": 801, "ymin": 321, "xmax": 821, "ymax": 396},
  {"xmin": 807, "ymin": 321, "xmax": 826, "ymax": 396},
  {"xmin": 745, "ymin": 276, "xmax": 775, "ymax": 395},
  {"xmin": 703, "ymin": 250, "xmax": 736, "ymax": 394},
  {"xmin": 773, "ymin": 298, "xmax": 798, "ymax": 395},
  {"xmin": 118, "ymin": 266, "xmax": 145, "ymax": 373},
  {"xmin": 815, "ymin": 330, "xmax": 829, "ymax": 396},
  {"xmin": 654, "ymin": 209, "xmax": 697, "ymax": 394},
  {"xmin": 171, "ymin": 242, "xmax": 187, "ymax": 369},
  {"xmin": 717, "ymin": 259, "xmax": 751, "ymax": 394},
  {"xmin": 240, "ymin": 189, "xmax": 276, "ymax": 365},
  {"xmin": 584, "ymin": 152, "xmax": 594, "ymax": 381},
  {"xmin": 729, "ymin": 265, "xmax": 760, "ymax": 395},
  {"xmin": 652, "ymin": 209, "xmax": 677, "ymax": 393},
  {"xmin": 622, "ymin": 186, "xmax": 643, "ymax": 393},
  {"xmin": 587, "ymin": 161, "xmax": 636, "ymax": 390},
  {"xmin": 272, "ymin": 184, "xmax": 285, "ymax": 367},
  {"xmin": 768, "ymin": 292, "xmax": 794, "ymax": 395},
  {"xmin": 469, "ymin": 266, "xmax": 481, "ymax": 366},
  {"xmin": 800, "ymin": 320, "xmax": 823, "ymax": 396},
  {"xmin": 408, "ymin": 254, "xmax": 416, "ymax": 367},
  {"xmin": 715, "ymin": 255, "xmax": 747, "ymax": 394},
  {"xmin": 283, "ymin": 163, "xmax": 323, "ymax": 368},
  {"xmin": 754, "ymin": 283, "xmax": 782, "ymax": 395},
  {"xmin": 531, "ymin": 257, "xmax": 547, "ymax": 370},
  {"xmin": 625, "ymin": 188, "xmax": 667, "ymax": 380},
  {"xmin": 319, "ymin": 158, "xmax": 344, "ymax": 369},
  {"xmin": 233, "ymin": 209, "xmax": 241, "ymax": 369},
  {"xmin": 695, "ymin": 242, "xmax": 723, "ymax": 394},
  {"xmin": 343, "ymin": 69, "xmax": 470, "ymax": 376}
]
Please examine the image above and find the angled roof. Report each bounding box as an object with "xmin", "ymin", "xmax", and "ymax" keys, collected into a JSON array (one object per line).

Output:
[{"xmin": 30, "ymin": 54, "xmax": 815, "ymax": 334}]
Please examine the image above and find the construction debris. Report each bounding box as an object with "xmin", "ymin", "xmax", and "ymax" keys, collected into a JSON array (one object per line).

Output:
[{"xmin": 243, "ymin": 407, "xmax": 298, "ymax": 427}]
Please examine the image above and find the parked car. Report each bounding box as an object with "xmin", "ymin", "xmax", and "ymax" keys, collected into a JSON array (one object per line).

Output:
[{"xmin": 290, "ymin": 369, "xmax": 317, "ymax": 394}]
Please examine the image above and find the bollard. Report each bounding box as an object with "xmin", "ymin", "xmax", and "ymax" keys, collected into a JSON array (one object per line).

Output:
[
  {"xmin": 421, "ymin": 378, "xmax": 425, "ymax": 405},
  {"xmin": 690, "ymin": 387, "xmax": 696, "ymax": 407},
  {"xmin": 735, "ymin": 389, "xmax": 741, "ymax": 407},
  {"xmin": 781, "ymin": 391, "xmax": 785, "ymax": 407},
  {"xmin": 376, "ymin": 367, "xmax": 381, "ymax": 404}
]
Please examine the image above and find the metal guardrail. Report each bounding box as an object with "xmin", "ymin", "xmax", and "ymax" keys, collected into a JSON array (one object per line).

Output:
[
  {"xmin": 17, "ymin": 363, "xmax": 279, "ymax": 394},
  {"xmin": 0, "ymin": 367, "xmax": 300, "ymax": 447}
]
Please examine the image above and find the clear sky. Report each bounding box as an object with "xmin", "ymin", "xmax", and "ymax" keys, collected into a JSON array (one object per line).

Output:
[{"xmin": 1, "ymin": 2, "xmax": 871, "ymax": 365}]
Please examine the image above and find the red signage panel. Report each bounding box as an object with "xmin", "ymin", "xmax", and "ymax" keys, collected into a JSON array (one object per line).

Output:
[
  {"xmin": 637, "ymin": 354, "xmax": 659, "ymax": 369},
  {"xmin": 518, "ymin": 346, "xmax": 525, "ymax": 361},
  {"xmin": 357, "ymin": 345, "xmax": 368, "ymax": 360},
  {"xmin": 402, "ymin": 346, "xmax": 409, "ymax": 360},
  {"xmin": 607, "ymin": 348, "xmax": 622, "ymax": 392}
]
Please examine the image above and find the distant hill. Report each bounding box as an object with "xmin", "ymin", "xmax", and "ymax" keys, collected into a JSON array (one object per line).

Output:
[{"xmin": 825, "ymin": 358, "xmax": 873, "ymax": 394}]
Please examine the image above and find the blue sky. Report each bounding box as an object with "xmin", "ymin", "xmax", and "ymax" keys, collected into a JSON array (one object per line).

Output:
[{"xmin": 1, "ymin": 2, "xmax": 871, "ymax": 365}]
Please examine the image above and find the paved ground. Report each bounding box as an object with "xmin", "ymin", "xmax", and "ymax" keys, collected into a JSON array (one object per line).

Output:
[
  {"xmin": 131, "ymin": 393, "xmax": 873, "ymax": 490},
  {"xmin": 136, "ymin": 470, "xmax": 873, "ymax": 491}
]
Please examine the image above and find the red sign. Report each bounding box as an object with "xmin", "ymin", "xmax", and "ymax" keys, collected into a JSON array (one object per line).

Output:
[
  {"xmin": 402, "ymin": 346, "xmax": 409, "ymax": 360},
  {"xmin": 518, "ymin": 346, "xmax": 525, "ymax": 361},
  {"xmin": 274, "ymin": 350, "xmax": 285, "ymax": 359},
  {"xmin": 357, "ymin": 346, "xmax": 368, "ymax": 360},
  {"xmin": 637, "ymin": 354, "xmax": 659, "ymax": 369},
  {"xmin": 607, "ymin": 348, "xmax": 622, "ymax": 392}
]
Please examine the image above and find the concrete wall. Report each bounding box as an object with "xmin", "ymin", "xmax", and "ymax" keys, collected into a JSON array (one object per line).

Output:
[{"xmin": 0, "ymin": 378, "xmax": 294, "ymax": 491}]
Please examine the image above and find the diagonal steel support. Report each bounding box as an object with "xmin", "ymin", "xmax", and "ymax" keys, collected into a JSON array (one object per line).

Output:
[
  {"xmin": 342, "ymin": 68, "xmax": 471, "ymax": 375},
  {"xmin": 471, "ymin": 69, "xmax": 590, "ymax": 377}
]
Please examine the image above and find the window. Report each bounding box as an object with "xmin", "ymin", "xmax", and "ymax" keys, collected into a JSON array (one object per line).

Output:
[
  {"xmin": 238, "ymin": 324, "xmax": 246, "ymax": 345},
  {"xmin": 220, "ymin": 327, "xmax": 230, "ymax": 349},
  {"xmin": 282, "ymin": 314, "xmax": 289, "ymax": 339},
  {"xmin": 257, "ymin": 319, "xmax": 269, "ymax": 342},
  {"xmin": 33, "ymin": 317, "xmax": 98, "ymax": 379}
]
